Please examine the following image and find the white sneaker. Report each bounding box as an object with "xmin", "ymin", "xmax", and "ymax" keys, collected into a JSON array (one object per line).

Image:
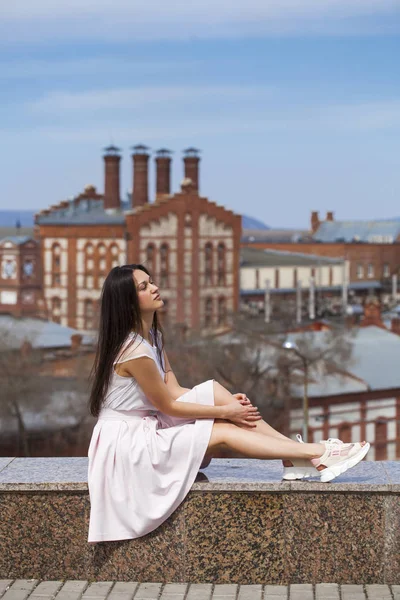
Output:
[
  {"xmin": 312, "ymin": 440, "xmax": 370, "ymax": 483},
  {"xmin": 281, "ymin": 433, "xmax": 319, "ymax": 480}
]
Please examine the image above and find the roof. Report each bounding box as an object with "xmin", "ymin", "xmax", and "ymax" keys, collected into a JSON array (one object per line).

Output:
[
  {"xmin": 241, "ymin": 228, "xmax": 309, "ymax": 244},
  {"xmin": 0, "ymin": 316, "xmax": 94, "ymax": 350},
  {"xmin": 313, "ymin": 219, "xmax": 400, "ymax": 243},
  {"xmin": 37, "ymin": 198, "xmax": 127, "ymax": 226},
  {"xmin": 286, "ymin": 326, "xmax": 400, "ymax": 396},
  {"xmin": 0, "ymin": 227, "xmax": 34, "ymax": 239},
  {"xmin": 240, "ymin": 246, "xmax": 344, "ymax": 268},
  {"xmin": 215, "ymin": 326, "xmax": 400, "ymax": 398},
  {"xmin": 0, "ymin": 236, "xmax": 34, "ymax": 246}
]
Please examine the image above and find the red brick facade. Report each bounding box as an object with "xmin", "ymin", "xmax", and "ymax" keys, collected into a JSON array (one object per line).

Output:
[
  {"xmin": 36, "ymin": 150, "xmax": 241, "ymax": 331},
  {"xmin": 0, "ymin": 237, "xmax": 44, "ymax": 318}
]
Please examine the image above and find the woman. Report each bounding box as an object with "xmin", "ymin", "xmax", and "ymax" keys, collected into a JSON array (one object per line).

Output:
[{"xmin": 87, "ymin": 264, "xmax": 370, "ymax": 543}]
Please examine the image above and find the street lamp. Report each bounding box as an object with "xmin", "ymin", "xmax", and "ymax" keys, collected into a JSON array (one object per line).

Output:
[{"xmin": 282, "ymin": 339, "xmax": 309, "ymax": 443}]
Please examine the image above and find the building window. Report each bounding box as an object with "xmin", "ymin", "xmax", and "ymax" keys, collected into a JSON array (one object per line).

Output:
[
  {"xmin": 160, "ymin": 243, "xmax": 169, "ymax": 288},
  {"xmin": 205, "ymin": 297, "xmax": 213, "ymax": 327},
  {"xmin": 375, "ymin": 418, "xmax": 388, "ymax": 461},
  {"xmin": 293, "ymin": 268, "xmax": 298, "ymax": 288},
  {"xmin": 51, "ymin": 296, "xmax": 62, "ymax": 324},
  {"xmin": 51, "ymin": 243, "xmax": 62, "ymax": 286},
  {"xmin": 275, "ymin": 269, "xmax": 280, "ymax": 289},
  {"xmin": 109, "ymin": 243, "xmax": 119, "ymax": 269},
  {"xmin": 205, "ymin": 243, "xmax": 213, "ymax": 286},
  {"xmin": 217, "ymin": 297, "xmax": 227, "ymax": 326},
  {"xmin": 84, "ymin": 243, "xmax": 94, "ymax": 288},
  {"xmin": 383, "ymin": 263, "xmax": 390, "ymax": 278},
  {"xmin": 255, "ymin": 269, "xmax": 260, "ymax": 289},
  {"xmin": 356, "ymin": 263, "xmax": 364, "ymax": 279},
  {"xmin": 146, "ymin": 243, "xmax": 155, "ymax": 275},
  {"xmin": 84, "ymin": 299, "xmax": 95, "ymax": 330},
  {"xmin": 217, "ymin": 242, "xmax": 226, "ymax": 286},
  {"xmin": 329, "ymin": 267, "xmax": 333, "ymax": 286},
  {"xmin": 367, "ymin": 263, "xmax": 374, "ymax": 279},
  {"xmin": 338, "ymin": 422, "xmax": 352, "ymax": 443}
]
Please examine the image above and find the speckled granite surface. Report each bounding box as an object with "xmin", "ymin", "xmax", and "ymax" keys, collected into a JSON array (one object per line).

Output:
[{"xmin": 0, "ymin": 458, "xmax": 399, "ymax": 584}]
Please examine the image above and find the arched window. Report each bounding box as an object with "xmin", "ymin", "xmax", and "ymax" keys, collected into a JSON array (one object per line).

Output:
[
  {"xmin": 109, "ymin": 243, "xmax": 119, "ymax": 269},
  {"xmin": 84, "ymin": 299, "xmax": 95, "ymax": 330},
  {"xmin": 51, "ymin": 296, "xmax": 62, "ymax": 324},
  {"xmin": 146, "ymin": 243, "xmax": 156, "ymax": 276},
  {"xmin": 160, "ymin": 243, "xmax": 169, "ymax": 287},
  {"xmin": 97, "ymin": 243, "xmax": 108, "ymax": 287},
  {"xmin": 217, "ymin": 296, "xmax": 227, "ymax": 326},
  {"xmin": 205, "ymin": 297, "xmax": 213, "ymax": 327},
  {"xmin": 51, "ymin": 243, "xmax": 62, "ymax": 286},
  {"xmin": 205, "ymin": 243, "xmax": 213, "ymax": 286},
  {"xmin": 217, "ymin": 242, "xmax": 226, "ymax": 286}
]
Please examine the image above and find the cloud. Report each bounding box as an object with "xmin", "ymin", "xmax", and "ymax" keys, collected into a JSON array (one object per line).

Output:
[
  {"xmin": 28, "ymin": 84, "xmax": 274, "ymax": 113},
  {"xmin": 1, "ymin": 0, "xmax": 399, "ymax": 42},
  {"xmin": 0, "ymin": 58, "xmax": 203, "ymax": 80},
  {"xmin": 4, "ymin": 99, "xmax": 400, "ymax": 145}
]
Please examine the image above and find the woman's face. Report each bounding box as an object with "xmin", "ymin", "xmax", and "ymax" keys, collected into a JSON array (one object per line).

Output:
[{"xmin": 133, "ymin": 269, "xmax": 164, "ymax": 312}]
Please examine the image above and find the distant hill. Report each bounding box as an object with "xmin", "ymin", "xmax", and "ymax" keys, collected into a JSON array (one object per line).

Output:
[
  {"xmin": 0, "ymin": 210, "xmax": 270, "ymax": 231},
  {"xmin": 0, "ymin": 210, "xmax": 36, "ymax": 227},
  {"xmin": 242, "ymin": 215, "xmax": 269, "ymax": 230}
]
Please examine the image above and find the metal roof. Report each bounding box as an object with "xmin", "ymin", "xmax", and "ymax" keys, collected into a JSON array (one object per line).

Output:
[
  {"xmin": 0, "ymin": 236, "xmax": 33, "ymax": 246},
  {"xmin": 0, "ymin": 315, "xmax": 94, "ymax": 350},
  {"xmin": 240, "ymin": 246, "xmax": 344, "ymax": 268},
  {"xmin": 286, "ymin": 326, "xmax": 400, "ymax": 395},
  {"xmin": 37, "ymin": 199, "xmax": 127, "ymax": 226},
  {"xmin": 313, "ymin": 220, "xmax": 400, "ymax": 243},
  {"xmin": 0, "ymin": 227, "xmax": 34, "ymax": 238},
  {"xmin": 242, "ymin": 228, "xmax": 309, "ymax": 244}
]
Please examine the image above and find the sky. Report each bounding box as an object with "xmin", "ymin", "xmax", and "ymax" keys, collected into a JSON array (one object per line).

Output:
[{"xmin": 1, "ymin": 0, "xmax": 400, "ymax": 228}]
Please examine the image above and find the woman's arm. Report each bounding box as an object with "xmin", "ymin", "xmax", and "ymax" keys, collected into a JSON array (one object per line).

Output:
[
  {"xmin": 119, "ymin": 356, "xmax": 258, "ymax": 424},
  {"xmin": 162, "ymin": 349, "xmax": 191, "ymax": 400}
]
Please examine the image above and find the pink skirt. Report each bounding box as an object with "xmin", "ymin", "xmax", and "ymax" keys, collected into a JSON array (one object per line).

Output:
[{"xmin": 87, "ymin": 379, "xmax": 215, "ymax": 543}]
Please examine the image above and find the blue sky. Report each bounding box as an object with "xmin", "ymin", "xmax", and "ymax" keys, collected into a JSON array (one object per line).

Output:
[{"xmin": 1, "ymin": 1, "xmax": 400, "ymax": 228}]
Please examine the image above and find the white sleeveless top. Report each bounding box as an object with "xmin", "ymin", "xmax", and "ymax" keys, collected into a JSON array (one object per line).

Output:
[{"xmin": 102, "ymin": 329, "xmax": 165, "ymax": 412}]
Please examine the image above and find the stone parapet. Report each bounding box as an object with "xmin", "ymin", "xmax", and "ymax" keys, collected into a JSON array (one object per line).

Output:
[{"xmin": 0, "ymin": 458, "xmax": 399, "ymax": 584}]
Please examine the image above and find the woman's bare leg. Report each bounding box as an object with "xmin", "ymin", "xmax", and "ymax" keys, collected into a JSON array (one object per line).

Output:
[
  {"xmin": 207, "ymin": 421, "xmax": 324, "ymax": 460},
  {"xmin": 212, "ymin": 380, "xmax": 295, "ymax": 443}
]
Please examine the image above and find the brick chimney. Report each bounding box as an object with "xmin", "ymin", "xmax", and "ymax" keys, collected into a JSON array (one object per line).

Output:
[
  {"xmin": 71, "ymin": 333, "xmax": 82, "ymax": 351},
  {"xmin": 103, "ymin": 145, "xmax": 121, "ymax": 211},
  {"xmin": 132, "ymin": 144, "xmax": 150, "ymax": 208},
  {"xmin": 155, "ymin": 149, "xmax": 172, "ymax": 200},
  {"xmin": 391, "ymin": 317, "xmax": 400, "ymax": 335},
  {"xmin": 183, "ymin": 148, "xmax": 200, "ymax": 193},
  {"xmin": 361, "ymin": 296, "xmax": 385, "ymax": 329},
  {"xmin": 311, "ymin": 211, "xmax": 320, "ymax": 233},
  {"xmin": 326, "ymin": 211, "xmax": 334, "ymax": 222}
]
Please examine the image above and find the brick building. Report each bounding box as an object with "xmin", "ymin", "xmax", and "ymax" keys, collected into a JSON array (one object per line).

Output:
[
  {"xmin": 35, "ymin": 147, "xmax": 241, "ymax": 331},
  {"xmin": 0, "ymin": 236, "xmax": 44, "ymax": 318},
  {"xmin": 242, "ymin": 211, "xmax": 400, "ymax": 302}
]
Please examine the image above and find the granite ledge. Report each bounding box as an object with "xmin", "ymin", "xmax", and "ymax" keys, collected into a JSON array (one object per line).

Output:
[{"xmin": 0, "ymin": 457, "xmax": 397, "ymax": 493}]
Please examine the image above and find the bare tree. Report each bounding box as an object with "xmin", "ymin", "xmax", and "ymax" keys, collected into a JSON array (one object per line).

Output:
[
  {"xmin": 161, "ymin": 315, "xmax": 356, "ymax": 434},
  {"xmin": 0, "ymin": 328, "xmax": 93, "ymax": 456}
]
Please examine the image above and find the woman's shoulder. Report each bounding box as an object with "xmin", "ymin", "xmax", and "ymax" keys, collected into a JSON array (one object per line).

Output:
[{"xmin": 115, "ymin": 333, "xmax": 154, "ymax": 363}]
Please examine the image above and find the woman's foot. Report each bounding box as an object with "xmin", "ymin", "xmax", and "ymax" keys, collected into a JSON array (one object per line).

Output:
[
  {"xmin": 311, "ymin": 440, "xmax": 370, "ymax": 482},
  {"xmin": 282, "ymin": 434, "xmax": 323, "ymax": 480}
]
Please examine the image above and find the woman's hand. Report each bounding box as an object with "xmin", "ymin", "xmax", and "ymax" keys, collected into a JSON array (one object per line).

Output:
[
  {"xmin": 233, "ymin": 392, "xmax": 252, "ymax": 405},
  {"xmin": 222, "ymin": 401, "xmax": 262, "ymax": 428}
]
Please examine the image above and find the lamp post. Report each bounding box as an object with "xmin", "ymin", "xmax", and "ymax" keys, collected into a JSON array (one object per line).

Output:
[{"xmin": 283, "ymin": 340, "xmax": 309, "ymax": 442}]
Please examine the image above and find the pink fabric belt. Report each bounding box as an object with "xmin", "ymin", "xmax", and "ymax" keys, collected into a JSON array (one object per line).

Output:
[{"xmin": 98, "ymin": 407, "xmax": 158, "ymax": 421}]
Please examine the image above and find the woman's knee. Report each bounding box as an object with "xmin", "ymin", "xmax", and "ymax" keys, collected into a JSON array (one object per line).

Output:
[{"xmin": 208, "ymin": 421, "xmax": 237, "ymax": 448}]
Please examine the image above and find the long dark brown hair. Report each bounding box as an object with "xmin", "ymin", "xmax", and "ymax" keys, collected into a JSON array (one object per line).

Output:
[{"xmin": 88, "ymin": 263, "xmax": 166, "ymax": 417}]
